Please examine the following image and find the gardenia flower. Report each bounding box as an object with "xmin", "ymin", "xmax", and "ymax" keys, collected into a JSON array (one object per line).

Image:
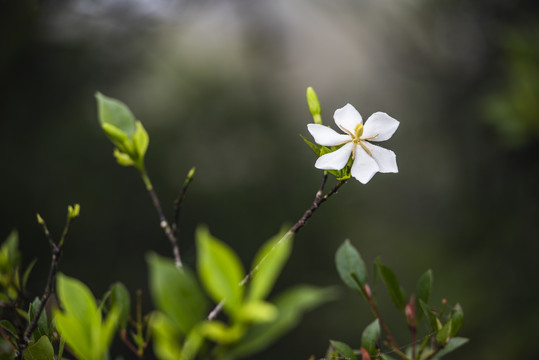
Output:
[{"xmin": 307, "ymin": 104, "xmax": 399, "ymax": 184}]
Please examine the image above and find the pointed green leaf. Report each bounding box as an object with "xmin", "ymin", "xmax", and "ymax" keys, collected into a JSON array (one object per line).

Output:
[
  {"xmin": 196, "ymin": 226, "xmax": 244, "ymax": 318},
  {"xmin": 248, "ymin": 228, "xmax": 293, "ymax": 301},
  {"xmin": 109, "ymin": 282, "xmax": 130, "ymax": 329},
  {"xmin": 199, "ymin": 321, "xmax": 244, "ymax": 344},
  {"xmin": 335, "ymin": 240, "xmax": 367, "ymax": 292},
  {"xmin": 147, "ymin": 253, "xmax": 208, "ymax": 335},
  {"xmin": 22, "ymin": 335, "xmax": 54, "ymax": 360},
  {"xmin": 28, "ymin": 298, "xmax": 48, "ymax": 340},
  {"xmin": 22, "ymin": 259, "xmax": 37, "ymax": 290},
  {"xmin": 436, "ymin": 321, "xmax": 452, "ymax": 344},
  {"xmin": 449, "ymin": 303, "xmax": 463, "ymax": 338},
  {"xmin": 361, "ymin": 319, "xmax": 380, "ymax": 355},
  {"xmin": 415, "ymin": 269, "xmax": 432, "ymax": 321},
  {"xmin": 376, "ymin": 261, "xmax": 406, "ymax": 313},
  {"xmin": 96, "ymin": 92, "xmax": 137, "ymax": 137},
  {"xmin": 433, "ymin": 337, "xmax": 468, "ymax": 359},
  {"xmin": 330, "ymin": 340, "xmax": 357, "ymax": 360}
]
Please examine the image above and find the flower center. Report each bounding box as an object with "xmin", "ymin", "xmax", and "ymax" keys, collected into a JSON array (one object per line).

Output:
[{"xmin": 338, "ymin": 123, "xmax": 378, "ymax": 160}]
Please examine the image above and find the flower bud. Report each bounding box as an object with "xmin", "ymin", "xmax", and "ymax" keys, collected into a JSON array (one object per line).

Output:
[{"xmin": 306, "ymin": 87, "xmax": 322, "ymax": 124}]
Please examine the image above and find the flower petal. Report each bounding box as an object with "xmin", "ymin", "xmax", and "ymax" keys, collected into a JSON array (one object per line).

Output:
[
  {"xmin": 362, "ymin": 112, "xmax": 399, "ymax": 142},
  {"xmin": 351, "ymin": 146, "xmax": 379, "ymax": 184},
  {"xmin": 314, "ymin": 142, "xmax": 354, "ymax": 170},
  {"xmin": 334, "ymin": 104, "xmax": 363, "ymax": 135},
  {"xmin": 363, "ymin": 142, "xmax": 398, "ymax": 173},
  {"xmin": 307, "ymin": 124, "xmax": 350, "ymax": 146}
]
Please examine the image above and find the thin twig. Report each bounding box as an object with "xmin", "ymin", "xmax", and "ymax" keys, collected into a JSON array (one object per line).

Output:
[
  {"xmin": 140, "ymin": 169, "xmax": 183, "ymax": 268},
  {"xmin": 208, "ymin": 174, "xmax": 346, "ymax": 320},
  {"xmin": 363, "ymin": 284, "xmax": 410, "ymax": 360},
  {"xmin": 16, "ymin": 212, "xmax": 77, "ymax": 358},
  {"xmin": 172, "ymin": 167, "xmax": 195, "ymax": 240}
]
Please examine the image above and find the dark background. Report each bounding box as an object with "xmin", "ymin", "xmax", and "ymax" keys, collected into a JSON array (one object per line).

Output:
[{"xmin": 1, "ymin": 0, "xmax": 539, "ymax": 359}]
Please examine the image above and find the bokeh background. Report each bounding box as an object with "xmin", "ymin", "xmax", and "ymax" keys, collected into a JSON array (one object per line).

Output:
[{"xmin": 2, "ymin": 0, "xmax": 539, "ymax": 359}]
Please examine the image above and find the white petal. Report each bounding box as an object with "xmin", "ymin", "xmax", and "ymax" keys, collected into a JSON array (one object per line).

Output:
[
  {"xmin": 363, "ymin": 142, "xmax": 398, "ymax": 173},
  {"xmin": 362, "ymin": 112, "xmax": 399, "ymax": 142},
  {"xmin": 351, "ymin": 146, "xmax": 379, "ymax": 184},
  {"xmin": 307, "ymin": 124, "xmax": 350, "ymax": 146},
  {"xmin": 334, "ymin": 104, "xmax": 363, "ymax": 135},
  {"xmin": 314, "ymin": 142, "xmax": 354, "ymax": 170}
]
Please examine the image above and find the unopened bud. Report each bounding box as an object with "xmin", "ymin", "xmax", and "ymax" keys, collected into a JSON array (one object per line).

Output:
[
  {"xmin": 187, "ymin": 167, "xmax": 196, "ymax": 180},
  {"xmin": 36, "ymin": 213, "xmax": 45, "ymax": 225},
  {"xmin": 306, "ymin": 87, "xmax": 322, "ymax": 124}
]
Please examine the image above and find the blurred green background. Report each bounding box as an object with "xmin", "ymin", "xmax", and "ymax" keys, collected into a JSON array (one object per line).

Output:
[{"xmin": 1, "ymin": 0, "xmax": 539, "ymax": 359}]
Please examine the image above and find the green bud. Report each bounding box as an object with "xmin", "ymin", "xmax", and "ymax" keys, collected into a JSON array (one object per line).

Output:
[
  {"xmin": 187, "ymin": 167, "xmax": 196, "ymax": 180},
  {"xmin": 36, "ymin": 213, "xmax": 45, "ymax": 225},
  {"xmin": 113, "ymin": 149, "xmax": 135, "ymax": 167},
  {"xmin": 67, "ymin": 204, "xmax": 80, "ymax": 219},
  {"xmin": 133, "ymin": 121, "xmax": 149, "ymax": 159},
  {"xmin": 306, "ymin": 87, "xmax": 322, "ymax": 125}
]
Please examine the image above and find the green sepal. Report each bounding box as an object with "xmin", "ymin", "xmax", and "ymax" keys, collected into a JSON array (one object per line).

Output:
[{"xmin": 300, "ymin": 134, "xmax": 321, "ymax": 156}]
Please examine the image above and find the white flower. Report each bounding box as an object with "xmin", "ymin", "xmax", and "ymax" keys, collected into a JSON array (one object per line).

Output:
[{"xmin": 307, "ymin": 103, "xmax": 399, "ymax": 184}]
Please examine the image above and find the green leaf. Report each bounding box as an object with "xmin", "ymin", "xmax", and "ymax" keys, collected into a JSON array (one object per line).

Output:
[
  {"xmin": 28, "ymin": 298, "xmax": 48, "ymax": 340},
  {"xmin": 419, "ymin": 299, "xmax": 437, "ymax": 331},
  {"xmin": 96, "ymin": 92, "xmax": 137, "ymax": 137},
  {"xmin": 449, "ymin": 303, "xmax": 464, "ymax": 338},
  {"xmin": 22, "ymin": 259, "xmax": 37, "ymax": 290},
  {"xmin": 22, "ymin": 335, "xmax": 54, "ymax": 360},
  {"xmin": 151, "ymin": 312, "xmax": 183, "ymax": 360},
  {"xmin": 335, "ymin": 240, "xmax": 367, "ymax": 292},
  {"xmin": 248, "ymin": 227, "xmax": 293, "ymax": 301},
  {"xmin": 415, "ymin": 270, "xmax": 432, "ymax": 321},
  {"xmin": 113, "ymin": 149, "xmax": 135, "ymax": 167},
  {"xmin": 196, "ymin": 226, "xmax": 245, "ymax": 318},
  {"xmin": 109, "ymin": 282, "xmax": 130, "ymax": 329},
  {"xmin": 376, "ymin": 260, "xmax": 406, "ymax": 313},
  {"xmin": 436, "ymin": 321, "xmax": 452, "ymax": 345},
  {"xmin": 361, "ymin": 319, "xmax": 380, "ymax": 355},
  {"xmin": 0, "ymin": 320, "xmax": 18, "ymax": 339},
  {"xmin": 147, "ymin": 253, "xmax": 208, "ymax": 335},
  {"xmin": 198, "ymin": 321, "xmax": 244, "ymax": 344},
  {"xmin": 225, "ymin": 286, "xmax": 338, "ymax": 359},
  {"xmin": 239, "ymin": 301, "xmax": 278, "ymax": 323},
  {"xmin": 330, "ymin": 340, "xmax": 357, "ymax": 360},
  {"xmin": 181, "ymin": 327, "xmax": 205, "ymax": 360},
  {"xmin": 433, "ymin": 337, "xmax": 468, "ymax": 359},
  {"xmin": 133, "ymin": 121, "xmax": 149, "ymax": 159},
  {"xmin": 55, "ymin": 274, "xmax": 119, "ymax": 360}
]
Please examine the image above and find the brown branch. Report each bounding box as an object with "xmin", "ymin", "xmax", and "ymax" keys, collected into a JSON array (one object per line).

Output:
[
  {"xmin": 363, "ymin": 284, "xmax": 410, "ymax": 360},
  {"xmin": 140, "ymin": 169, "xmax": 183, "ymax": 268},
  {"xmin": 16, "ymin": 211, "xmax": 77, "ymax": 358},
  {"xmin": 207, "ymin": 174, "xmax": 346, "ymax": 320}
]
